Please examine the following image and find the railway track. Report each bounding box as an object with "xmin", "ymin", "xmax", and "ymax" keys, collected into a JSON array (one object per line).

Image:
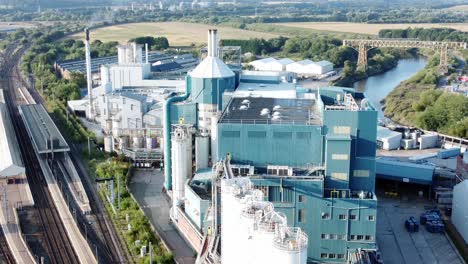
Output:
[
  {"xmin": 0, "ymin": 226, "xmax": 15, "ymax": 264},
  {"xmin": 1, "ymin": 46, "xmax": 80, "ymax": 264},
  {"xmin": 3, "ymin": 41, "xmax": 126, "ymax": 263}
]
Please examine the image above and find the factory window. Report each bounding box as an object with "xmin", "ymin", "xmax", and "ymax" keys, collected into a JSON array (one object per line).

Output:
[
  {"xmin": 329, "ymin": 234, "xmax": 337, "ymax": 240},
  {"xmin": 298, "ymin": 195, "xmax": 305, "ymax": 202},
  {"xmin": 320, "ymin": 253, "xmax": 328, "ymax": 259},
  {"xmin": 337, "ymin": 234, "xmax": 346, "ymax": 240},
  {"xmin": 296, "ymin": 132, "xmax": 311, "ymax": 139},
  {"xmin": 131, "ymin": 104, "xmax": 134, "ymax": 111},
  {"xmin": 354, "ymin": 170, "xmax": 370, "ymax": 177},
  {"xmin": 267, "ymin": 168, "xmax": 277, "ymax": 175},
  {"xmin": 337, "ymin": 254, "xmax": 345, "ymax": 259},
  {"xmin": 298, "ymin": 209, "xmax": 306, "ymax": 223},
  {"xmin": 199, "ymin": 117, "xmax": 204, "ymax": 121},
  {"xmin": 350, "ymin": 214, "xmax": 357, "ymax": 220},
  {"xmin": 332, "ymin": 154, "xmax": 349, "ymax": 160},
  {"xmin": 365, "ymin": 235, "xmax": 373, "ymax": 241},
  {"xmin": 339, "ymin": 214, "xmax": 347, "ymax": 220},
  {"xmin": 321, "ymin": 234, "xmax": 327, "ymax": 239},
  {"xmin": 331, "ymin": 172, "xmax": 348, "ymax": 181},
  {"xmin": 122, "ymin": 98, "xmax": 126, "ymax": 104},
  {"xmin": 273, "ymin": 132, "xmax": 292, "ymax": 139},
  {"xmin": 240, "ymin": 168, "xmax": 249, "ymax": 176},
  {"xmin": 278, "ymin": 169, "xmax": 288, "ymax": 176},
  {"xmin": 222, "ymin": 131, "xmax": 240, "ymax": 138},
  {"xmin": 321, "ymin": 212, "xmax": 330, "ymax": 220},
  {"xmin": 368, "ymin": 215, "xmax": 375, "ymax": 221},
  {"xmin": 248, "ymin": 131, "xmax": 266, "ymax": 138},
  {"xmin": 350, "ymin": 235, "xmax": 356, "ymax": 240},
  {"xmin": 333, "ymin": 126, "xmax": 351, "ymax": 135},
  {"xmin": 328, "ymin": 253, "xmax": 336, "ymax": 259},
  {"xmin": 357, "ymin": 235, "xmax": 364, "ymax": 241}
]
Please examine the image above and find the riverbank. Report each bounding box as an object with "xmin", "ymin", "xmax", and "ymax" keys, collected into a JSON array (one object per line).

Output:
[{"xmin": 354, "ymin": 57, "xmax": 427, "ymax": 118}]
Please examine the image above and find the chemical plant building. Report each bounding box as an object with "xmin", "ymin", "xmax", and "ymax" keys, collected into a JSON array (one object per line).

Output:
[{"xmin": 160, "ymin": 30, "xmax": 378, "ymax": 263}]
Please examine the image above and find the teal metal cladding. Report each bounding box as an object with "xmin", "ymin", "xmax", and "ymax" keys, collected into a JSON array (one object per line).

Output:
[
  {"xmin": 190, "ymin": 76, "xmax": 235, "ymax": 109},
  {"xmin": 251, "ymin": 178, "xmax": 377, "ymax": 263},
  {"xmin": 217, "ymin": 124, "xmax": 323, "ymax": 167}
]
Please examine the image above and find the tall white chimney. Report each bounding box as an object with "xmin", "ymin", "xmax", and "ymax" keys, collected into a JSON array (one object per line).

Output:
[
  {"xmin": 212, "ymin": 29, "xmax": 218, "ymax": 57},
  {"xmin": 207, "ymin": 29, "xmax": 212, "ymax": 57},
  {"xmin": 85, "ymin": 28, "xmax": 94, "ymax": 120},
  {"xmin": 145, "ymin": 43, "xmax": 149, "ymax": 64},
  {"xmin": 132, "ymin": 43, "xmax": 137, "ymax": 63}
]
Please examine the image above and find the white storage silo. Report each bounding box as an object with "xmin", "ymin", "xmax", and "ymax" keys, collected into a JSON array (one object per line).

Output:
[
  {"xmin": 211, "ymin": 113, "xmax": 219, "ymax": 163},
  {"xmin": 132, "ymin": 136, "xmax": 144, "ymax": 149},
  {"xmin": 104, "ymin": 136, "xmax": 114, "ymax": 153},
  {"xmin": 146, "ymin": 136, "xmax": 157, "ymax": 150},
  {"xmin": 171, "ymin": 127, "xmax": 191, "ymax": 208},
  {"xmin": 195, "ymin": 136, "xmax": 210, "ymax": 170},
  {"xmin": 118, "ymin": 136, "xmax": 129, "ymax": 151}
]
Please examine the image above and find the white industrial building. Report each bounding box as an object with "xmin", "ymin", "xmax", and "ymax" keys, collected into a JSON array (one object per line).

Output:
[
  {"xmin": 221, "ymin": 177, "xmax": 308, "ymax": 264},
  {"xmin": 377, "ymin": 126, "xmax": 402, "ymax": 150},
  {"xmin": 249, "ymin": 57, "xmax": 294, "ymax": 72},
  {"xmin": 286, "ymin": 59, "xmax": 334, "ymax": 76},
  {"xmin": 452, "ymin": 180, "xmax": 468, "ymax": 244}
]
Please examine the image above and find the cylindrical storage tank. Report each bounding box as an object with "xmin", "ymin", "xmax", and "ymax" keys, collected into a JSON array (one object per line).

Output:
[
  {"xmin": 132, "ymin": 136, "xmax": 144, "ymax": 149},
  {"xmin": 171, "ymin": 127, "xmax": 190, "ymax": 208},
  {"xmin": 186, "ymin": 130, "xmax": 193, "ymax": 179},
  {"xmin": 146, "ymin": 136, "xmax": 157, "ymax": 150},
  {"xmin": 195, "ymin": 136, "xmax": 209, "ymax": 171},
  {"xmin": 112, "ymin": 120, "xmax": 121, "ymax": 137},
  {"xmin": 105, "ymin": 119, "xmax": 112, "ymax": 133},
  {"xmin": 211, "ymin": 113, "xmax": 219, "ymax": 163},
  {"xmin": 118, "ymin": 136, "xmax": 129, "ymax": 151},
  {"xmin": 104, "ymin": 136, "xmax": 114, "ymax": 153}
]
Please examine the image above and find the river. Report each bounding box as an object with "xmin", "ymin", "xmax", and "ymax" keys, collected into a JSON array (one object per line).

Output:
[{"xmin": 354, "ymin": 57, "xmax": 427, "ymax": 119}]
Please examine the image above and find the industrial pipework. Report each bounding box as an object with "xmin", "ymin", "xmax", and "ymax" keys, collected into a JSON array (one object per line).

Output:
[{"xmin": 163, "ymin": 76, "xmax": 190, "ymax": 190}]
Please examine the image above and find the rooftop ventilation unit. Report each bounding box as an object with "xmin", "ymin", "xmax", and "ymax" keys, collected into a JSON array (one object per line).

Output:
[
  {"xmin": 242, "ymin": 99, "xmax": 251, "ymax": 105},
  {"xmin": 273, "ymin": 105, "xmax": 281, "ymax": 111},
  {"xmin": 272, "ymin": 111, "xmax": 281, "ymax": 117},
  {"xmin": 260, "ymin": 108, "xmax": 270, "ymax": 116},
  {"xmin": 239, "ymin": 105, "xmax": 248, "ymax": 110}
]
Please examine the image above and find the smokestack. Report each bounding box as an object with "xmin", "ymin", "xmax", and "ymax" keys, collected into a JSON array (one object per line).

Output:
[
  {"xmin": 212, "ymin": 29, "xmax": 218, "ymax": 57},
  {"xmin": 207, "ymin": 29, "xmax": 212, "ymax": 57},
  {"xmin": 145, "ymin": 43, "xmax": 149, "ymax": 64},
  {"xmin": 84, "ymin": 28, "xmax": 94, "ymax": 119},
  {"xmin": 132, "ymin": 43, "xmax": 137, "ymax": 63}
]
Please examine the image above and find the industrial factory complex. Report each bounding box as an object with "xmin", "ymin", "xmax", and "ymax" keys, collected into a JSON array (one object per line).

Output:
[{"xmin": 61, "ymin": 28, "xmax": 468, "ymax": 264}]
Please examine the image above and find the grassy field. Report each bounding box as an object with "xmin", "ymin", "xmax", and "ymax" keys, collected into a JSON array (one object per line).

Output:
[
  {"xmin": 69, "ymin": 22, "xmax": 280, "ymax": 46},
  {"xmin": 245, "ymin": 23, "xmax": 370, "ymax": 39},
  {"xmin": 273, "ymin": 22, "xmax": 468, "ymax": 35},
  {"xmin": 443, "ymin": 5, "xmax": 468, "ymax": 11}
]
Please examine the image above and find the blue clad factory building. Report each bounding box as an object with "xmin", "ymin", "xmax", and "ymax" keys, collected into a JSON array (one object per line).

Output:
[
  {"xmin": 164, "ymin": 29, "xmax": 378, "ymax": 263},
  {"xmin": 217, "ymin": 88, "xmax": 378, "ymax": 262}
]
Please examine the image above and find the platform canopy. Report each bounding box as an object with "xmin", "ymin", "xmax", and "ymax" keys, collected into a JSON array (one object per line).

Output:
[
  {"xmin": 0, "ymin": 90, "xmax": 25, "ymax": 178},
  {"xmin": 19, "ymin": 104, "xmax": 70, "ymax": 154}
]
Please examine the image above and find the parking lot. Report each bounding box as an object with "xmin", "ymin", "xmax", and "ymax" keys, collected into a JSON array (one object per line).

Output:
[{"xmin": 377, "ymin": 196, "xmax": 463, "ymax": 264}]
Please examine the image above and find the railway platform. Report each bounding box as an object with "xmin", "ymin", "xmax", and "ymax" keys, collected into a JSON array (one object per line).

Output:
[{"xmin": 0, "ymin": 179, "xmax": 36, "ymax": 264}]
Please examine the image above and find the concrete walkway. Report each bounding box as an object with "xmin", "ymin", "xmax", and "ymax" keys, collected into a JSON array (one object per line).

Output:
[{"xmin": 129, "ymin": 169, "xmax": 196, "ymax": 264}]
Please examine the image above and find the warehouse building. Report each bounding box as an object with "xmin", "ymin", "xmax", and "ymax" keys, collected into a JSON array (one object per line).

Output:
[
  {"xmin": 377, "ymin": 126, "xmax": 402, "ymax": 150},
  {"xmin": 286, "ymin": 59, "xmax": 334, "ymax": 76},
  {"xmin": 452, "ymin": 180, "xmax": 468, "ymax": 244}
]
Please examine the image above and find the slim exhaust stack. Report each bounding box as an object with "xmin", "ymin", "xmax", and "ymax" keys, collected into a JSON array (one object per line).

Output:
[
  {"xmin": 145, "ymin": 43, "xmax": 149, "ymax": 64},
  {"xmin": 207, "ymin": 29, "xmax": 213, "ymax": 57},
  {"xmin": 212, "ymin": 29, "xmax": 218, "ymax": 57},
  {"xmin": 85, "ymin": 28, "xmax": 94, "ymax": 120}
]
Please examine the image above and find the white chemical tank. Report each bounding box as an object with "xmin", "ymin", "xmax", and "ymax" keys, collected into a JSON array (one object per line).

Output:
[
  {"xmin": 104, "ymin": 136, "xmax": 114, "ymax": 153},
  {"xmin": 171, "ymin": 127, "xmax": 190, "ymax": 208},
  {"xmin": 211, "ymin": 113, "xmax": 219, "ymax": 162},
  {"xmin": 195, "ymin": 136, "xmax": 209, "ymax": 170},
  {"xmin": 146, "ymin": 136, "xmax": 157, "ymax": 150},
  {"xmin": 132, "ymin": 136, "xmax": 144, "ymax": 149},
  {"xmin": 118, "ymin": 136, "xmax": 129, "ymax": 150}
]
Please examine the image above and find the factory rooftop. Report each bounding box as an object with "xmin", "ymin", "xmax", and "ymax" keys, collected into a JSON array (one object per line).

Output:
[
  {"xmin": 219, "ymin": 97, "xmax": 322, "ymax": 125},
  {"xmin": 19, "ymin": 104, "xmax": 70, "ymax": 154}
]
